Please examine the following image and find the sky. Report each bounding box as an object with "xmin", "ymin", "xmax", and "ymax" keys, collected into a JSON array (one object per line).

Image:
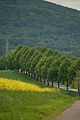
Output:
[{"xmin": 45, "ymin": 0, "xmax": 80, "ymax": 11}]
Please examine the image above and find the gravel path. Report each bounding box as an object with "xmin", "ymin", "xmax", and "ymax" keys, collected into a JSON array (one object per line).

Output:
[{"xmin": 56, "ymin": 101, "xmax": 80, "ymax": 120}]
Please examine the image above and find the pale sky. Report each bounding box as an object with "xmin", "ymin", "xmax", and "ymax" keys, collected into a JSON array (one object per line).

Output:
[{"xmin": 45, "ymin": 0, "xmax": 80, "ymax": 11}]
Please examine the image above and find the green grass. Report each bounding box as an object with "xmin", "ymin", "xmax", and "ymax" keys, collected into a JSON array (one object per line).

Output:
[{"xmin": 0, "ymin": 70, "xmax": 77, "ymax": 120}]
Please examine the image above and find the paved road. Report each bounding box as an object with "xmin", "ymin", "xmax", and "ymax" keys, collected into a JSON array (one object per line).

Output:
[
  {"xmin": 53, "ymin": 82, "xmax": 78, "ymax": 92},
  {"xmin": 56, "ymin": 101, "xmax": 80, "ymax": 120},
  {"xmin": 43, "ymin": 79, "xmax": 78, "ymax": 92}
]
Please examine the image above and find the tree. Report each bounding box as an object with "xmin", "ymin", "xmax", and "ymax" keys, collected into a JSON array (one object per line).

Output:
[
  {"xmin": 5, "ymin": 50, "xmax": 15, "ymax": 69},
  {"xmin": 44, "ymin": 48, "xmax": 58, "ymax": 57},
  {"xmin": 41, "ymin": 56, "xmax": 55, "ymax": 85},
  {"xmin": 26, "ymin": 47, "xmax": 43, "ymax": 76},
  {"xmin": 74, "ymin": 70, "xmax": 80, "ymax": 95},
  {"xmin": 12, "ymin": 45, "xmax": 24, "ymax": 69},
  {"xmin": 19, "ymin": 47, "xmax": 30, "ymax": 71},
  {"xmin": 58, "ymin": 58, "xmax": 71, "ymax": 90},
  {"xmin": 35, "ymin": 56, "xmax": 46, "ymax": 82},
  {"xmin": 30, "ymin": 52, "xmax": 43, "ymax": 79},
  {"xmin": 23, "ymin": 48, "xmax": 34, "ymax": 73},
  {"xmin": 68, "ymin": 59, "xmax": 80, "ymax": 87},
  {"xmin": 47, "ymin": 56, "xmax": 66, "ymax": 87},
  {"xmin": 0, "ymin": 55, "xmax": 6, "ymax": 70}
]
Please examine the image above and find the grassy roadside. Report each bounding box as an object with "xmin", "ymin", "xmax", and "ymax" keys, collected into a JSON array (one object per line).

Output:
[
  {"xmin": 0, "ymin": 70, "xmax": 49, "ymax": 88},
  {"xmin": 0, "ymin": 70, "xmax": 78, "ymax": 120}
]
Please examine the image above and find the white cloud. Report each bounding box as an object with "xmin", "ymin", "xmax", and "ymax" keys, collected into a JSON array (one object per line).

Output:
[{"xmin": 46, "ymin": 0, "xmax": 80, "ymax": 11}]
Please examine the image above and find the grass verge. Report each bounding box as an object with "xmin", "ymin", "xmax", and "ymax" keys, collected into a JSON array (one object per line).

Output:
[{"xmin": 0, "ymin": 70, "xmax": 77, "ymax": 120}]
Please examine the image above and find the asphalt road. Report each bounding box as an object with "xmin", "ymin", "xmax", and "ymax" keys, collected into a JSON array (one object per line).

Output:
[
  {"xmin": 56, "ymin": 101, "xmax": 80, "ymax": 120},
  {"xmin": 43, "ymin": 79, "xmax": 78, "ymax": 92}
]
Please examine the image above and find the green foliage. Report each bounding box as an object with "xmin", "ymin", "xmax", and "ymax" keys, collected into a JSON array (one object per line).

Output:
[
  {"xmin": 41, "ymin": 56, "xmax": 54, "ymax": 80},
  {"xmin": 5, "ymin": 50, "xmax": 15, "ymax": 69},
  {"xmin": 58, "ymin": 58, "xmax": 72, "ymax": 84},
  {"xmin": 18, "ymin": 46, "xmax": 29, "ymax": 69},
  {"xmin": 35, "ymin": 56, "xmax": 47, "ymax": 81},
  {"xmin": 74, "ymin": 70, "xmax": 80, "ymax": 94},
  {"xmin": 48, "ymin": 56, "xmax": 65, "ymax": 82},
  {"xmin": 0, "ymin": 56, "xmax": 6, "ymax": 70},
  {"xmin": 0, "ymin": 0, "xmax": 80, "ymax": 55},
  {"xmin": 22, "ymin": 48, "xmax": 35, "ymax": 70},
  {"xmin": 11, "ymin": 45, "xmax": 24, "ymax": 69},
  {"xmin": 30, "ymin": 52, "xmax": 43, "ymax": 76},
  {"xmin": 68, "ymin": 59, "xmax": 80, "ymax": 84}
]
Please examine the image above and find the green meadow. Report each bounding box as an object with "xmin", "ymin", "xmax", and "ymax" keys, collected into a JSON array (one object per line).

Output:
[{"xmin": 0, "ymin": 70, "xmax": 77, "ymax": 120}]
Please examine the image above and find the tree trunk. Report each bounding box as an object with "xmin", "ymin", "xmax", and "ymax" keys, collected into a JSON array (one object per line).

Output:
[
  {"xmin": 31, "ymin": 73, "xmax": 33, "ymax": 78},
  {"xmin": 34, "ymin": 74, "xmax": 36, "ymax": 79},
  {"xmin": 72, "ymin": 81, "xmax": 75, "ymax": 97},
  {"xmin": 78, "ymin": 79, "xmax": 80, "ymax": 95},
  {"xmin": 28, "ymin": 71, "xmax": 30, "ymax": 76},
  {"xmin": 37, "ymin": 76, "xmax": 39, "ymax": 81},
  {"xmin": 52, "ymin": 80, "xmax": 53, "ymax": 87},
  {"xmin": 44, "ymin": 78, "xmax": 45, "ymax": 84},
  {"xmin": 67, "ymin": 79, "xmax": 68, "ymax": 91},
  {"xmin": 40, "ymin": 76, "xmax": 42, "ymax": 82},
  {"xmin": 63, "ymin": 80, "xmax": 64, "ymax": 85},
  {"xmin": 26, "ymin": 70, "xmax": 27, "ymax": 75},
  {"xmin": 58, "ymin": 79, "xmax": 60, "ymax": 88},
  {"xmin": 47, "ymin": 80, "xmax": 49, "ymax": 85}
]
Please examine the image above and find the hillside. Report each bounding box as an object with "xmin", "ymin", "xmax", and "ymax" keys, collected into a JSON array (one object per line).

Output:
[{"xmin": 0, "ymin": 0, "xmax": 80, "ymax": 55}]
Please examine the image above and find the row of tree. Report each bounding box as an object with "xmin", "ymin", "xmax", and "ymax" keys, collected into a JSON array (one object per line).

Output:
[{"xmin": 0, "ymin": 45, "xmax": 80, "ymax": 91}]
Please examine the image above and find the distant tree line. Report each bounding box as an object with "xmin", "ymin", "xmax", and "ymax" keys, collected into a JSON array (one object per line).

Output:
[{"xmin": 0, "ymin": 45, "xmax": 80, "ymax": 92}]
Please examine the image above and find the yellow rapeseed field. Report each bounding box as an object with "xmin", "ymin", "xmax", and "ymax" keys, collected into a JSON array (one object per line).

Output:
[{"xmin": 0, "ymin": 78, "xmax": 59, "ymax": 92}]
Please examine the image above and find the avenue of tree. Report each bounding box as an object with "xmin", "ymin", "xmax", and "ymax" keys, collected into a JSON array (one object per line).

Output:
[{"xmin": 0, "ymin": 45, "xmax": 80, "ymax": 92}]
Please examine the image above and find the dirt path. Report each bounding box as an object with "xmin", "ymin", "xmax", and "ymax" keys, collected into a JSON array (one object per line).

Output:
[{"xmin": 56, "ymin": 101, "xmax": 80, "ymax": 120}]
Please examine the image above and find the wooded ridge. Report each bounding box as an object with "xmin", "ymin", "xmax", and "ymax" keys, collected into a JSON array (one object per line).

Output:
[{"xmin": 0, "ymin": 0, "xmax": 80, "ymax": 55}]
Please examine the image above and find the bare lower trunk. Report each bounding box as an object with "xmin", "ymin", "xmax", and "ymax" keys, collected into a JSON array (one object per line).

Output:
[
  {"xmin": 26, "ymin": 70, "xmax": 27, "ymax": 75},
  {"xmin": 58, "ymin": 79, "xmax": 60, "ymax": 88},
  {"xmin": 44, "ymin": 78, "xmax": 45, "ymax": 84},
  {"xmin": 67, "ymin": 79, "xmax": 68, "ymax": 91},
  {"xmin": 63, "ymin": 80, "xmax": 64, "ymax": 85},
  {"xmin": 34, "ymin": 74, "xmax": 36, "ymax": 79},
  {"xmin": 47, "ymin": 80, "xmax": 49, "ymax": 85},
  {"xmin": 78, "ymin": 80, "xmax": 80, "ymax": 95},
  {"xmin": 40, "ymin": 76, "xmax": 42, "ymax": 82},
  {"xmin": 52, "ymin": 80, "xmax": 53, "ymax": 87},
  {"xmin": 36, "ymin": 76, "xmax": 39, "ymax": 81}
]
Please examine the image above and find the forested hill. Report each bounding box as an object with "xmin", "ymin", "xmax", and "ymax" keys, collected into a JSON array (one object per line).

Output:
[{"xmin": 0, "ymin": 0, "xmax": 80, "ymax": 55}]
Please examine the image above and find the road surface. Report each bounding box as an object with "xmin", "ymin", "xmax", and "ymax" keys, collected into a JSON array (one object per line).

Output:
[
  {"xmin": 56, "ymin": 101, "xmax": 80, "ymax": 120},
  {"xmin": 43, "ymin": 79, "xmax": 78, "ymax": 92}
]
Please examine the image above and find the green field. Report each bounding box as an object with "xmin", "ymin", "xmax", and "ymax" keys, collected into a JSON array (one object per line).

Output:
[{"xmin": 0, "ymin": 70, "xmax": 77, "ymax": 120}]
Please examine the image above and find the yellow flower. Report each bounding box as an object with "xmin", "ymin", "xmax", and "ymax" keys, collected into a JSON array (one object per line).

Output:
[{"xmin": 0, "ymin": 78, "xmax": 59, "ymax": 92}]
